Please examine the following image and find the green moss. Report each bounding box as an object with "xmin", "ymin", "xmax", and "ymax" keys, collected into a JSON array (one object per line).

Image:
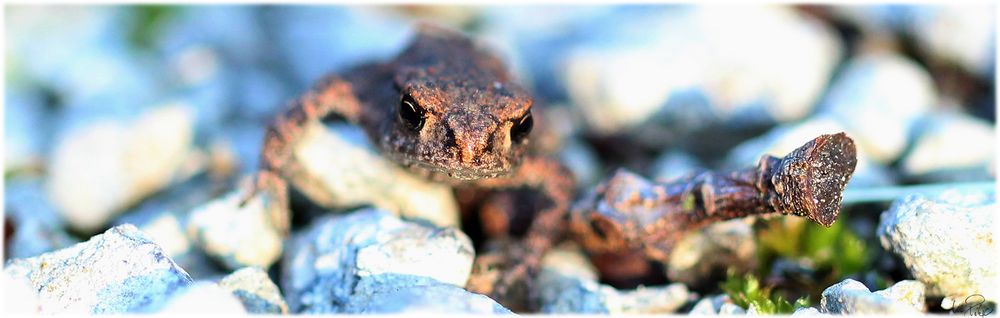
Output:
[
  {"xmin": 754, "ymin": 212, "xmax": 873, "ymax": 301},
  {"xmin": 126, "ymin": 5, "xmax": 177, "ymax": 50},
  {"xmin": 721, "ymin": 271, "xmax": 810, "ymax": 314},
  {"xmin": 681, "ymin": 193, "xmax": 696, "ymax": 212}
]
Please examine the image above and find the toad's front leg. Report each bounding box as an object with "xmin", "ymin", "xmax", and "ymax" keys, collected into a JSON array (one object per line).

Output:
[
  {"xmin": 243, "ymin": 76, "xmax": 363, "ymax": 235},
  {"xmin": 465, "ymin": 156, "xmax": 576, "ymax": 311}
]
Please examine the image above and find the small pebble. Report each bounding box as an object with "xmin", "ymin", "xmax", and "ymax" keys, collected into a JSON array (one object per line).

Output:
[
  {"xmin": 158, "ymin": 282, "xmax": 247, "ymax": 314},
  {"xmin": 47, "ymin": 104, "xmax": 194, "ymax": 232},
  {"xmin": 218, "ymin": 267, "xmax": 289, "ymax": 314},
  {"xmin": 650, "ymin": 150, "xmax": 705, "ymax": 182},
  {"xmin": 3, "ymin": 87, "xmax": 49, "ymax": 173},
  {"xmin": 819, "ymin": 53, "xmax": 936, "ymax": 164},
  {"xmin": 792, "ymin": 306, "xmax": 824, "ymax": 316},
  {"xmin": 536, "ymin": 243, "xmax": 690, "ymax": 314},
  {"xmin": 820, "ymin": 278, "xmax": 924, "ymax": 314},
  {"xmin": 186, "ymin": 184, "xmax": 284, "ymax": 271},
  {"xmin": 908, "ymin": 5, "xmax": 995, "ymax": 78},
  {"xmin": 3, "ymin": 224, "xmax": 193, "ymax": 314},
  {"xmin": 563, "ymin": 6, "xmax": 840, "ymax": 136},
  {"xmin": 344, "ymin": 279, "xmax": 513, "ymax": 314},
  {"xmin": 667, "ymin": 219, "xmax": 756, "ymax": 286},
  {"xmin": 901, "ymin": 110, "xmax": 995, "ymax": 182},
  {"xmin": 281, "ymin": 208, "xmax": 474, "ymax": 313}
]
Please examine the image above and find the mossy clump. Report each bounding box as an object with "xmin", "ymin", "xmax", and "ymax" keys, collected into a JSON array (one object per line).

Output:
[{"xmin": 721, "ymin": 271, "xmax": 810, "ymax": 314}]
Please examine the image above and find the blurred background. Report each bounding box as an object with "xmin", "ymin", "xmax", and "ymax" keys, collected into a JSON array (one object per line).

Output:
[{"xmin": 4, "ymin": 4, "xmax": 997, "ymax": 312}]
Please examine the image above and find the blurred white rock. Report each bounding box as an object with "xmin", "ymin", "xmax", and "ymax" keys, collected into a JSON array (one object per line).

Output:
[
  {"xmin": 292, "ymin": 121, "xmax": 460, "ymax": 228},
  {"xmin": 4, "ymin": 87, "xmax": 49, "ymax": 173},
  {"xmin": 477, "ymin": 5, "xmax": 612, "ymax": 95},
  {"xmin": 136, "ymin": 211, "xmax": 191, "ymax": 259},
  {"xmin": 819, "ymin": 53, "xmax": 937, "ymax": 164},
  {"xmin": 219, "ymin": 267, "xmax": 289, "ymax": 314},
  {"xmin": 111, "ymin": 176, "xmax": 228, "ymax": 279},
  {"xmin": 563, "ymin": 6, "xmax": 841, "ymax": 135},
  {"xmin": 650, "ymin": 150, "xmax": 705, "ymax": 182},
  {"xmin": 689, "ymin": 294, "xmax": 744, "ymax": 315},
  {"xmin": 158, "ymin": 282, "xmax": 247, "ymax": 314},
  {"xmin": 719, "ymin": 302, "xmax": 748, "ymax": 315},
  {"xmin": 5, "ymin": 6, "xmax": 130, "ymax": 90},
  {"xmin": 792, "ymin": 306, "xmax": 824, "ymax": 315},
  {"xmin": 271, "ymin": 7, "xmax": 411, "ymax": 86},
  {"xmin": 47, "ymin": 104, "xmax": 194, "ymax": 232},
  {"xmin": 537, "ymin": 243, "xmax": 690, "ymax": 314},
  {"xmin": 908, "ymin": 5, "xmax": 996, "ymax": 78},
  {"xmin": 559, "ymin": 138, "xmax": 603, "ymax": 188},
  {"xmin": 901, "ymin": 110, "xmax": 996, "ymax": 181},
  {"xmin": 667, "ymin": 219, "xmax": 756, "ymax": 286},
  {"xmin": 187, "ymin": 184, "xmax": 284, "ymax": 270}
]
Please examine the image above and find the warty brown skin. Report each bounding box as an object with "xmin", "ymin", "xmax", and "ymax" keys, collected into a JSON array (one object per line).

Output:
[{"xmin": 245, "ymin": 24, "xmax": 575, "ymax": 310}]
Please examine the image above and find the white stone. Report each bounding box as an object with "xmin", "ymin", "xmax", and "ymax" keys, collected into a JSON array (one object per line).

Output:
[
  {"xmin": 4, "ymin": 88, "xmax": 48, "ymax": 173},
  {"xmin": 536, "ymin": 243, "xmax": 689, "ymax": 314},
  {"xmin": 878, "ymin": 189, "xmax": 997, "ymax": 303},
  {"xmin": 282, "ymin": 209, "xmax": 474, "ymax": 313},
  {"xmin": 651, "ymin": 150, "xmax": 704, "ymax": 182},
  {"xmin": 2, "ymin": 272, "xmax": 40, "ymax": 314},
  {"xmin": 292, "ymin": 121, "xmax": 459, "ymax": 228},
  {"xmin": 719, "ymin": 303, "xmax": 747, "ymax": 315},
  {"xmin": 559, "ymin": 138, "xmax": 603, "ymax": 188},
  {"xmin": 158, "ymin": 282, "xmax": 246, "ymax": 314},
  {"xmin": 47, "ymin": 104, "xmax": 194, "ymax": 232},
  {"xmin": 186, "ymin": 186, "xmax": 283, "ymax": 270},
  {"xmin": 218, "ymin": 267, "xmax": 288, "ymax": 314},
  {"xmin": 140, "ymin": 212, "xmax": 191, "ymax": 258},
  {"xmin": 689, "ymin": 297, "xmax": 719, "ymax": 315},
  {"xmin": 908, "ymin": 5, "xmax": 995, "ymax": 77},
  {"xmin": 344, "ymin": 280, "xmax": 512, "ymax": 314},
  {"xmin": 873, "ymin": 280, "xmax": 926, "ymax": 312},
  {"xmin": 820, "ymin": 278, "xmax": 924, "ymax": 314},
  {"xmin": 667, "ymin": 219, "xmax": 756, "ymax": 285},
  {"xmin": 901, "ymin": 110, "xmax": 995, "ymax": 178},
  {"xmin": 792, "ymin": 306, "xmax": 823, "ymax": 315},
  {"xmin": 3, "ymin": 224, "xmax": 193, "ymax": 314},
  {"xmin": 820, "ymin": 53, "xmax": 936, "ymax": 163},
  {"xmin": 564, "ymin": 6, "xmax": 840, "ymax": 135}
]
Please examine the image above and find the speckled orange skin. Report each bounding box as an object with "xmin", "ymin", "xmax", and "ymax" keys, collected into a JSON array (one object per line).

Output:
[{"xmin": 248, "ymin": 24, "xmax": 574, "ymax": 310}]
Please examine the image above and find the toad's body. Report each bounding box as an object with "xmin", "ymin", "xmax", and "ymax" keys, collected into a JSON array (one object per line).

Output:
[{"xmin": 248, "ymin": 24, "xmax": 573, "ymax": 309}]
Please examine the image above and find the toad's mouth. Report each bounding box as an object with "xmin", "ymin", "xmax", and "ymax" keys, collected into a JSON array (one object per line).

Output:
[{"xmin": 390, "ymin": 155, "xmax": 514, "ymax": 181}]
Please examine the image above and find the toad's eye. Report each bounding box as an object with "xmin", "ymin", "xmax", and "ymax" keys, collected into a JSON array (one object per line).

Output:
[
  {"xmin": 399, "ymin": 94, "xmax": 425, "ymax": 132},
  {"xmin": 511, "ymin": 112, "xmax": 533, "ymax": 144}
]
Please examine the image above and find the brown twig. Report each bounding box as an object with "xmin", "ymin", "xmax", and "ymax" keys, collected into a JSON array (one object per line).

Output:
[{"xmin": 570, "ymin": 132, "xmax": 858, "ymax": 263}]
